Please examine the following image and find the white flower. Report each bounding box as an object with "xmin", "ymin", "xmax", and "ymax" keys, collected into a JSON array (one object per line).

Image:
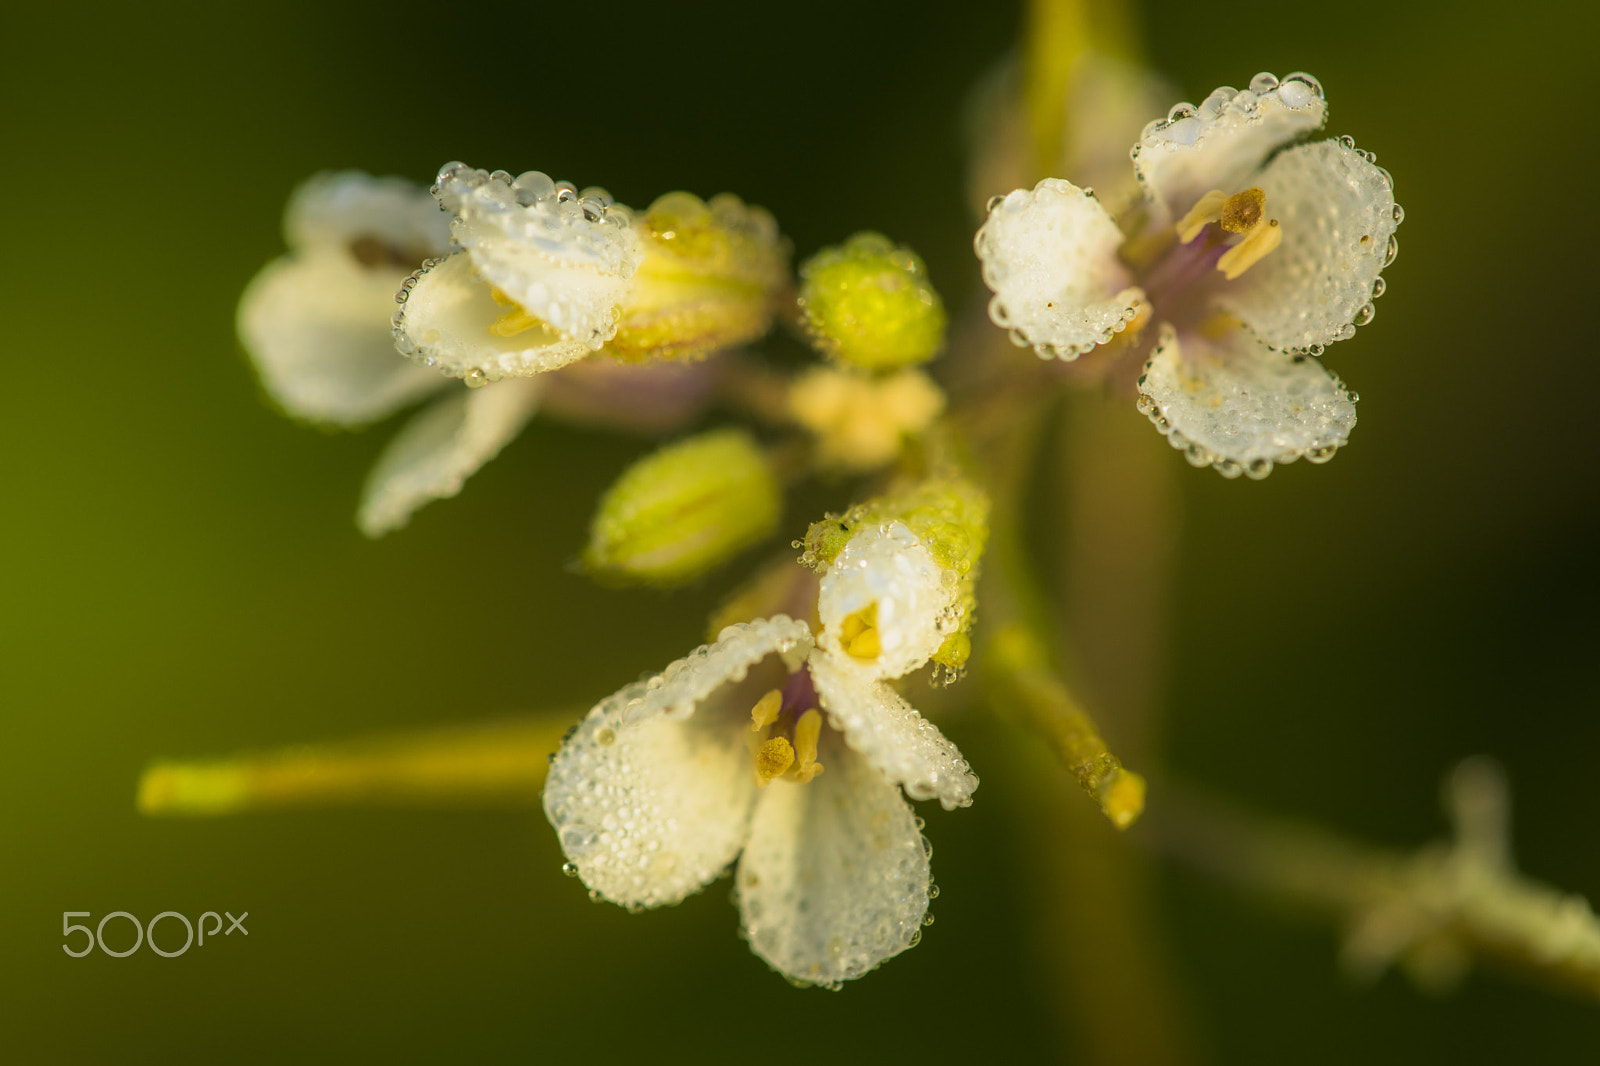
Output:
[
  {"xmin": 393, "ymin": 164, "xmax": 788, "ymax": 386},
  {"xmin": 543, "ymin": 521, "xmax": 977, "ymax": 987},
  {"xmin": 976, "ymin": 72, "xmax": 1402, "ymax": 478},
  {"xmin": 238, "ymin": 172, "xmax": 721, "ymax": 536}
]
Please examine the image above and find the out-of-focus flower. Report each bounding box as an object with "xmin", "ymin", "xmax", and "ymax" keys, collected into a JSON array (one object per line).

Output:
[
  {"xmin": 545, "ymin": 485, "xmax": 986, "ymax": 986},
  {"xmin": 976, "ymin": 72, "xmax": 1402, "ymax": 478},
  {"xmin": 238, "ymin": 172, "xmax": 725, "ymax": 536}
]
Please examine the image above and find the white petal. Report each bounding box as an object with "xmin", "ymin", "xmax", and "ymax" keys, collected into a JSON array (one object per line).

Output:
[
  {"xmin": 736, "ymin": 742, "xmax": 931, "ymax": 987},
  {"xmin": 1134, "ymin": 73, "xmax": 1327, "ymax": 223},
  {"xmin": 620, "ymin": 616, "xmax": 815, "ymax": 726},
  {"xmin": 976, "ymin": 178, "xmax": 1142, "ymax": 360},
  {"xmin": 1136, "ymin": 322, "xmax": 1357, "ymax": 479},
  {"xmin": 817, "ymin": 521, "xmax": 955, "ymax": 679},
  {"xmin": 284, "ymin": 170, "xmax": 450, "ymax": 255},
  {"xmin": 541, "ymin": 616, "xmax": 815, "ymax": 908},
  {"xmin": 356, "ymin": 376, "xmax": 543, "ymax": 536},
  {"xmin": 808, "ymin": 651, "xmax": 978, "ymax": 810},
  {"xmin": 543, "ymin": 696, "xmax": 759, "ymax": 910},
  {"xmin": 1214, "ymin": 139, "xmax": 1400, "ymax": 352},
  {"xmin": 434, "ymin": 163, "xmax": 642, "ymax": 348},
  {"xmin": 238, "ymin": 250, "xmax": 449, "ymax": 425},
  {"xmin": 391, "ymin": 252, "xmax": 594, "ymax": 382}
]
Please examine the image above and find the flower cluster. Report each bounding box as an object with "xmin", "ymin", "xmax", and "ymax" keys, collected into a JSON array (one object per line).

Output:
[{"xmin": 231, "ymin": 63, "xmax": 1402, "ymax": 988}]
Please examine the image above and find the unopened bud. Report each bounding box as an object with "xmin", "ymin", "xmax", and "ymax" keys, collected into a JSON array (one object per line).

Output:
[
  {"xmin": 585, "ymin": 429, "xmax": 782, "ymax": 586},
  {"xmin": 798, "ymin": 232, "xmax": 946, "ymax": 371},
  {"xmin": 609, "ymin": 192, "xmax": 791, "ymax": 363}
]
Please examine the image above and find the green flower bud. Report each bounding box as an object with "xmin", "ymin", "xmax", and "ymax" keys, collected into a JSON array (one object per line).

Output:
[
  {"xmin": 585, "ymin": 429, "xmax": 781, "ymax": 587},
  {"xmin": 798, "ymin": 232, "xmax": 946, "ymax": 371}
]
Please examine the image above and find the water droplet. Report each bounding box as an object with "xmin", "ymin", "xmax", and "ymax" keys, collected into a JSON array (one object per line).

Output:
[
  {"xmin": 907, "ymin": 930, "xmax": 923, "ymax": 947},
  {"xmin": 1249, "ymin": 72, "xmax": 1280, "ymax": 94},
  {"xmin": 922, "ymin": 914, "xmax": 936, "ymax": 927},
  {"xmin": 1371, "ymin": 276, "xmax": 1386, "ymax": 298},
  {"xmin": 1385, "ymin": 235, "xmax": 1400, "ymax": 267},
  {"xmin": 928, "ymin": 883, "xmax": 940, "ymax": 900},
  {"xmin": 561, "ymin": 862, "xmax": 579, "ymax": 878},
  {"xmin": 1245, "ymin": 458, "xmax": 1273, "ymax": 480},
  {"xmin": 1355, "ymin": 303, "xmax": 1376, "ymax": 326},
  {"xmin": 464, "ymin": 368, "xmax": 488, "ymax": 389},
  {"xmin": 596, "ymin": 726, "xmax": 617, "ymax": 747},
  {"xmin": 1392, "ymin": 203, "xmax": 1405, "ymax": 224}
]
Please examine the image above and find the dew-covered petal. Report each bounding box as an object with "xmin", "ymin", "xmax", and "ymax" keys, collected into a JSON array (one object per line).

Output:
[
  {"xmin": 808, "ymin": 651, "xmax": 977, "ymax": 810},
  {"xmin": 392, "ymin": 252, "xmax": 594, "ymax": 382},
  {"xmin": 283, "ymin": 170, "xmax": 451, "ymax": 255},
  {"xmin": 356, "ymin": 376, "xmax": 543, "ymax": 536},
  {"xmin": 1214, "ymin": 138, "xmax": 1399, "ymax": 352},
  {"xmin": 736, "ymin": 741, "xmax": 931, "ymax": 987},
  {"xmin": 1134, "ymin": 73, "xmax": 1327, "ymax": 223},
  {"xmin": 542, "ymin": 616, "xmax": 816, "ymax": 908},
  {"xmin": 614, "ymin": 617, "xmax": 815, "ymax": 727},
  {"xmin": 816, "ymin": 521, "xmax": 956, "ymax": 679},
  {"xmin": 1136, "ymin": 323, "xmax": 1357, "ymax": 478},
  {"xmin": 975, "ymin": 178, "xmax": 1142, "ymax": 360},
  {"xmin": 544, "ymin": 698, "xmax": 759, "ymax": 910},
  {"xmin": 238, "ymin": 249, "xmax": 449, "ymax": 425},
  {"xmin": 434, "ymin": 163, "xmax": 642, "ymax": 349}
]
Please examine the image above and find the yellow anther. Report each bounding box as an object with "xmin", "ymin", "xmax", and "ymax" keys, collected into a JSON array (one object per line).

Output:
[
  {"xmin": 784, "ymin": 709, "xmax": 825, "ymax": 784},
  {"xmin": 1216, "ymin": 218, "xmax": 1283, "ymax": 280},
  {"xmin": 755, "ymin": 737, "xmax": 795, "ymax": 786},
  {"xmin": 749, "ymin": 689, "xmax": 783, "ymax": 732},
  {"xmin": 487, "ymin": 287, "xmax": 545, "ymax": 337},
  {"xmin": 1219, "ymin": 187, "xmax": 1266, "ymax": 233},
  {"xmin": 839, "ymin": 603, "xmax": 882, "ymax": 660},
  {"xmin": 1176, "ymin": 190, "xmax": 1229, "ymax": 243}
]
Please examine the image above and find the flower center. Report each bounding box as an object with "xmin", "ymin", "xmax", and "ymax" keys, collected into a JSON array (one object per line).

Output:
[
  {"xmin": 837, "ymin": 602, "xmax": 882, "ymax": 661},
  {"xmin": 748, "ymin": 669, "xmax": 826, "ymax": 787},
  {"xmin": 487, "ymin": 287, "xmax": 549, "ymax": 337},
  {"xmin": 1173, "ymin": 186, "xmax": 1283, "ymax": 281}
]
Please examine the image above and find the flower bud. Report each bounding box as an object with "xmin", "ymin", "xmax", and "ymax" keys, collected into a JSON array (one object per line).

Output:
[
  {"xmin": 798, "ymin": 232, "xmax": 946, "ymax": 371},
  {"xmin": 585, "ymin": 429, "xmax": 781, "ymax": 587},
  {"xmin": 608, "ymin": 192, "xmax": 791, "ymax": 364}
]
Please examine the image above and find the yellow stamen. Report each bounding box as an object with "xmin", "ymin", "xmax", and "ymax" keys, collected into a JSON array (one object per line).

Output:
[
  {"xmin": 784, "ymin": 709, "xmax": 826, "ymax": 784},
  {"xmin": 749, "ymin": 689, "xmax": 782, "ymax": 732},
  {"xmin": 1219, "ymin": 187, "xmax": 1266, "ymax": 233},
  {"xmin": 1216, "ymin": 218, "xmax": 1283, "ymax": 280},
  {"xmin": 487, "ymin": 287, "xmax": 546, "ymax": 337},
  {"xmin": 1176, "ymin": 190, "xmax": 1229, "ymax": 243},
  {"xmin": 840, "ymin": 603, "xmax": 882, "ymax": 660},
  {"xmin": 755, "ymin": 737, "xmax": 794, "ymax": 786}
]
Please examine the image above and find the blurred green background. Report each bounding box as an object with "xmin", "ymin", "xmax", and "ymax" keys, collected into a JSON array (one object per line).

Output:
[{"xmin": 4, "ymin": 0, "xmax": 1598, "ymax": 1060}]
